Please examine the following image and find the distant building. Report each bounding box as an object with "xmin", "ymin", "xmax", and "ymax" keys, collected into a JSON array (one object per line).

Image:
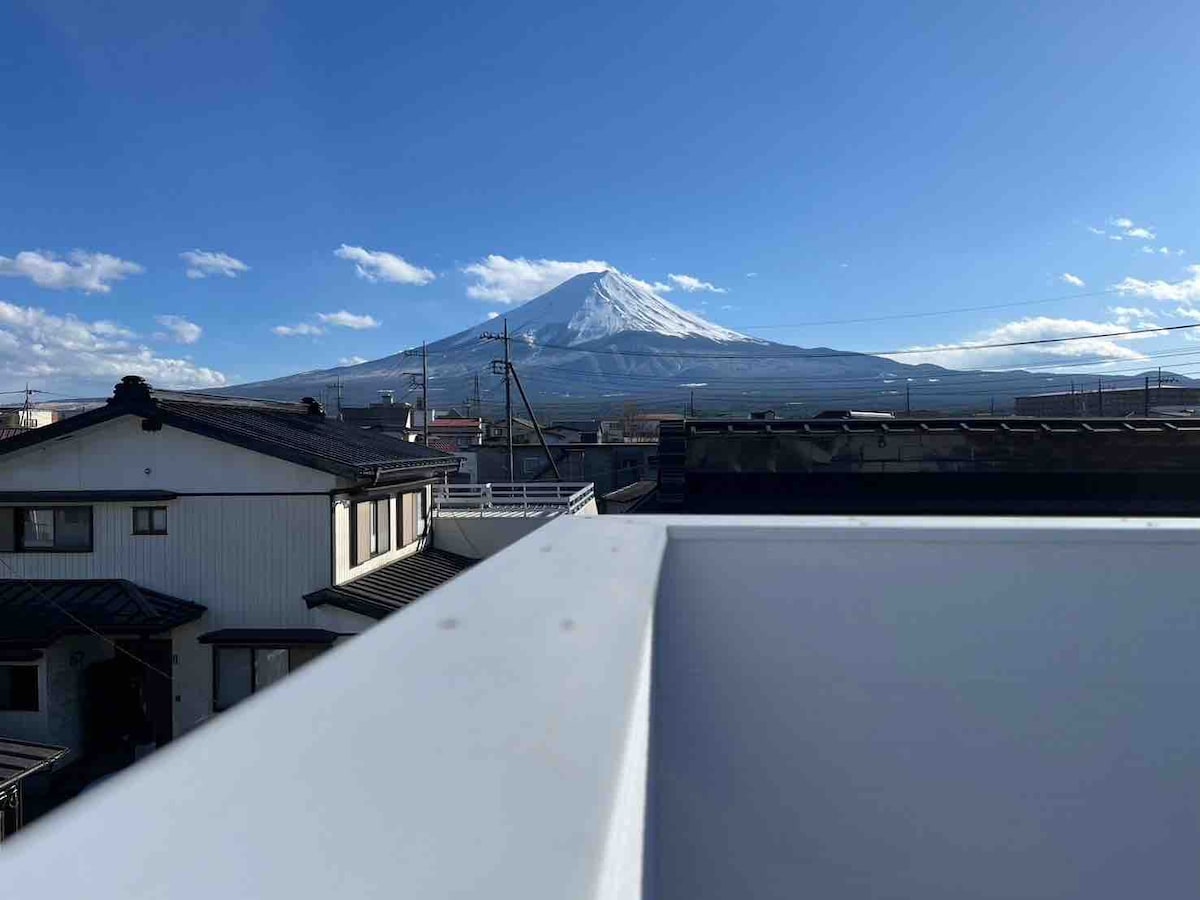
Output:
[
  {"xmin": 341, "ymin": 393, "xmax": 416, "ymax": 441},
  {"xmin": 426, "ymin": 417, "xmax": 483, "ymax": 452},
  {"xmin": 655, "ymin": 415, "xmax": 1200, "ymax": 513},
  {"xmin": 0, "ymin": 408, "xmax": 57, "ymax": 429},
  {"xmin": 470, "ymin": 442, "xmax": 656, "ymax": 495},
  {"xmin": 1014, "ymin": 385, "xmax": 1200, "ymax": 417}
]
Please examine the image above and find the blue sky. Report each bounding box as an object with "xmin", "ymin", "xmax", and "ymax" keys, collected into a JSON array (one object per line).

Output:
[{"xmin": 3, "ymin": 0, "xmax": 1200, "ymax": 396}]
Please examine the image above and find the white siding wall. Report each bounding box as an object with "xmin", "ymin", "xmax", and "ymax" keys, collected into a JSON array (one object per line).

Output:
[
  {"xmin": 333, "ymin": 484, "xmax": 431, "ymax": 584},
  {"xmin": 0, "ymin": 497, "xmax": 330, "ymax": 623}
]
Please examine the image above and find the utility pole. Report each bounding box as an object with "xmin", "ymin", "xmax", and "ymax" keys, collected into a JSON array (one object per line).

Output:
[
  {"xmin": 689, "ymin": 389, "xmax": 695, "ymax": 418},
  {"xmin": 1097, "ymin": 377, "xmax": 1103, "ymax": 416},
  {"xmin": 480, "ymin": 320, "xmax": 515, "ymax": 481},
  {"xmin": 905, "ymin": 382, "xmax": 911, "ymax": 416},
  {"xmin": 989, "ymin": 396, "xmax": 995, "ymax": 416},
  {"xmin": 1145, "ymin": 375, "xmax": 1151, "ymax": 416},
  {"xmin": 401, "ymin": 344, "xmax": 430, "ymax": 444},
  {"xmin": 504, "ymin": 319, "xmax": 512, "ymax": 481},
  {"xmin": 324, "ymin": 378, "xmax": 344, "ymax": 421},
  {"xmin": 507, "ymin": 361, "xmax": 561, "ymax": 481},
  {"xmin": 1158, "ymin": 366, "xmax": 1163, "ymax": 388}
]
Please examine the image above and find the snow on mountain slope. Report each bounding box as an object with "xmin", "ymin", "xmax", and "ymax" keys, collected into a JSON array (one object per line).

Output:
[{"xmin": 440, "ymin": 269, "xmax": 757, "ymax": 348}]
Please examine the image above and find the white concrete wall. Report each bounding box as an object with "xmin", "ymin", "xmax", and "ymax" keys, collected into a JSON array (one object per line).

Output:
[
  {"xmin": 332, "ymin": 485, "xmax": 430, "ymax": 584},
  {"xmin": 0, "ymin": 415, "xmax": 337, "ymax": 493},
  {"xmin": 649, "ymin": 520, "xmax": 1200, "ymax": 900},
  {"xmin": 431, "ymin": 515, "xmax": 555, "ymax": 559}
]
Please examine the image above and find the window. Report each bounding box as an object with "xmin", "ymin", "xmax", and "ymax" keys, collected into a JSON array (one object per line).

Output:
[
  {"xmin": 399, "ymin": 490, "xmax": 426, "ymax": 546},
  {"xmin": 0, "ymin": 665, "xmax": 38, "ymax": 712},
  {"xmin": 0, "ymin": 507, "xmax": 93, "ymax": 552},
  {"xmin": 213, "ymin": 646, "xmax": 325, "ymax": 711},
  {"xmin": 132, "ymin": 506, "xmax": 168, "ymax": 535},
  {"xmin": 352, "ymin": 497, "xmax": 391, "ymax": 566}
]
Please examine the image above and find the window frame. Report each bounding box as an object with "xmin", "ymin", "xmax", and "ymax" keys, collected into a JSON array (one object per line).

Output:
[
  {"xmin": 131, "ymin": 506, "xmax": 168, "ymax": 536},
  {"xmin": 0, "ymin": 663, "xmax": 40, "ymax": 712},
  {"xmin": 2, "ymin": 506, "xmax": 94, "ymax": 553},
  {"xmin": 211, "ymin": 644, "xmax": 326, "ymax": 712},
  {"xmin": 351, "ymin": 497, "xmax": 391, "ymax": 566}
]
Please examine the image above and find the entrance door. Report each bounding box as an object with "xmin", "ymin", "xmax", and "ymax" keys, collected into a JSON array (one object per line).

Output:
[{"xmin": 115, "ymin": 639, "xmax": 174, "ymax": 747}]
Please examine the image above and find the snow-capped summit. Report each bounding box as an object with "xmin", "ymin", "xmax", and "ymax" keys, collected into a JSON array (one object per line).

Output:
[{"xmin": 446, "ymin": 269, "xmax": 756, "ymax": 347}]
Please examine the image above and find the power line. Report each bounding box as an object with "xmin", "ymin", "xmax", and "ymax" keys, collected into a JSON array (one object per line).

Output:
[
  {"xmin": 735, "ymin": 283, "xmax": 1169, "ymax": 329},
  {"xmin": 0, "ymin": 554, "xmax": 172, "ymax": 681},
  {"xmin": 518, "ymin": 321, "xmax": 1200, "ymax": 361}
]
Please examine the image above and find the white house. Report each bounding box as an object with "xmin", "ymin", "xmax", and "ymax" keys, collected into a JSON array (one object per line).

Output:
[{"xmin": 0, "ymin": 376, "xmax": 462, "ymax": 754}]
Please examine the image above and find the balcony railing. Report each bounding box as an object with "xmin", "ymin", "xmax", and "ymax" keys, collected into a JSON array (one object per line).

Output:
[{"xmin": 434, "ymin": 482, "xmax": 595, "ymax": 516}]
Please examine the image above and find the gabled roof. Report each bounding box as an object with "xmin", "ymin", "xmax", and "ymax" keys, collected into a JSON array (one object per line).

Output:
[
  {"xmin": 304, "ymin": 548, "xmax": 475, "ymax": 620},
  {"xmin": 0, "ymin": 377, "xmax": 460, "ymax": 483},
  {"xmin": 0, "ymin": 579, "xmax": 206, "ymax": 645}
]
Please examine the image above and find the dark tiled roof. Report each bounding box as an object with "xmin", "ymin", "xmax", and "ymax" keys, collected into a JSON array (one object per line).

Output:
[
  {"xmin": 0, "ymin": 427, "xmax": 29, "ymax": 441},
  {"xmin": 0, "ymin": 738, "xmax": 67, "ymax": 792},
  {"xmin": 0, "ymin": 580, "xmax": 206, "ymax": 645},
  {"xmin": 0, "ymin": 378, "xmax": 460, "ymax": 483},
  {"xmin": 305, "ymin": 548, "xmax": 476, "ymax": 620}
]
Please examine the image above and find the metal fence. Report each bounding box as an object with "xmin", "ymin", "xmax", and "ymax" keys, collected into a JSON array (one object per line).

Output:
[{"xmin": 434, "ymin": 482, "xmax": 595, "ymax": 516}]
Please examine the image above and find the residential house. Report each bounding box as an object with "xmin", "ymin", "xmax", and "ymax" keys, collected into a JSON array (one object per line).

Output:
[{"xmin": 0, "ymin": 376, "xmax": 460, "ymax": 754}]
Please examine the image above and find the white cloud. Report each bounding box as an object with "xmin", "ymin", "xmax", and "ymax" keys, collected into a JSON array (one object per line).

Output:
[
  {"xmin": 1060, "ymin": 272, "xmax": 1085, "ymax": 287},
  {"xmin": 667, "ymin": 273, "xmax": 727, "ymax": 294},
  {"xmin": 463, "ymin": 255, "xmax": 611, "ymax": 303},
  {"xmin": 1087, "ymin": 226, "xmax": 1106, "ymax": 235},
  {"xmin": 1110, "ymin": 217, "xmax": 1134, "ymax": 229},
  {"xmin": 886, "ymin": 316, "xmax": 1167, "ymax": 370},
  {"xmin": 0, "ymin": 250, "xmax": 143, "ymax": 294},
  {"xmin": 1108, "ymin": 306, "xmax": 1157, "ymax": 326},
  {"xmin": 1108, "ymin": 235, "xmax": 1124, "ymax": 242},
  {"xmin": 154, "ymin": 315, "xmax": 202, "ymax": 344},
  {"xmin": 0, "ymin": 300, "xmax": 224, "ymax": 389},
  {"xmin": 622, "ymin": 274, "xmax": 675, "ymax": 294},
  {"xmin": 746, "ymin": 272, "xmax": 759, "ymax": 278},
  {"xmin": 1173, "ymin": 307, "xmax": 1200, "ymax": 322},
  {"xmin": 486, "ymin": 311, "xmax": 500, "ymax": 320},
  {"xmin": 1113, "ymin": 265, "xmax": 1200, "ymax": 303},
  {"xmin": 334, "ymin": 244, "xmax": 435, "ymax": 285},
  {"xmin": 317, "ymin": 310, "xmax": 380, "ymax": 330},
  {"xmin": 1125, "ymin": 227, "xmax": 1156, "ymax": 240},
  {"xmin": 339, "ymin": 356, "xmax": 368, "ymax": 366},
  {"xmin": 272, "ymin": 323, "xmax": 324, "ymax": 337},
  {"xmin": 180, "ymin": 249, "xmax": 249, "ymax": 280}
]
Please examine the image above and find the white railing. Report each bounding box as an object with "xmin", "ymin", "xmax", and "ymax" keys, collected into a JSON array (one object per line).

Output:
[{"xmin": 434, "ymin": 482, "xmax": 595, "ymax": 516}]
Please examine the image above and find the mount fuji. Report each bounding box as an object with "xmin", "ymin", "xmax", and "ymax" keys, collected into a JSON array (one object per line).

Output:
[{"xmin": 225, "ymin": 270, "xmax": 1148, "ymax": 416}]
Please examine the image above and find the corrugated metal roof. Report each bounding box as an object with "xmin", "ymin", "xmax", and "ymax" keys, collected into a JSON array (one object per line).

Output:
[
  {"xmin": 0, "ymin": 580, "xmax": 206, "ymax": 645},
  {"xmin": 304, "ymin": 548, "xmax": 476, "ymax": 620}
]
